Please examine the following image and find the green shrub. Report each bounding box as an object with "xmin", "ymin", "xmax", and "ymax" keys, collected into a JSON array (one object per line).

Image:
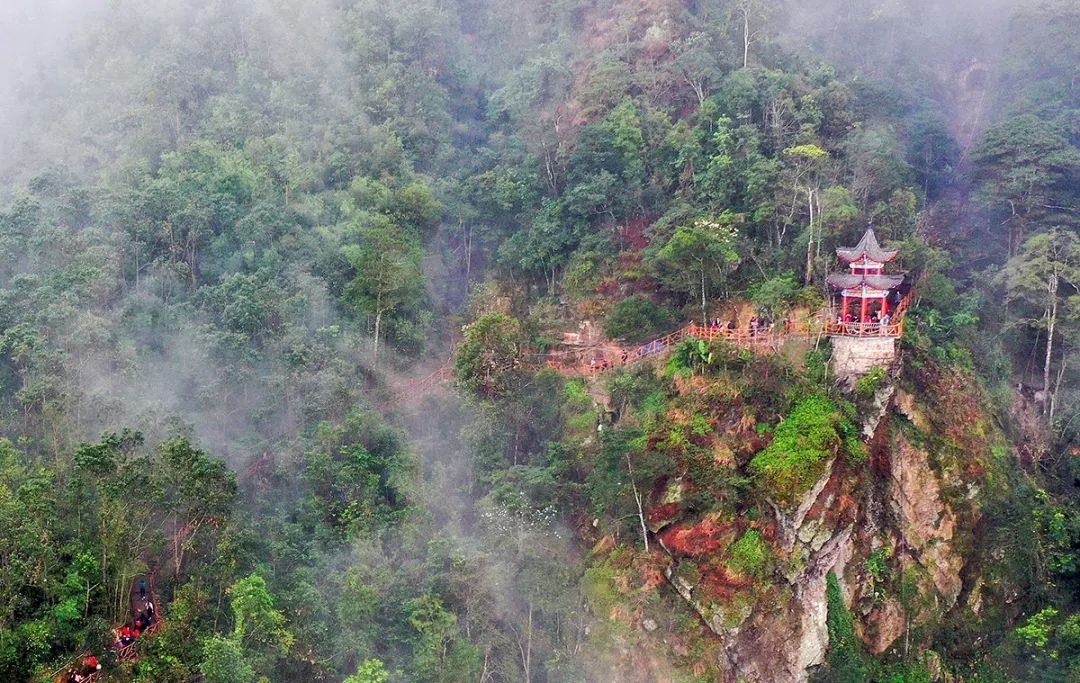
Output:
[
  {"xmin": 804, "ymin": 346, "xmax": 830, "ymax": 385},
  {"xmin": 605, "ymin": 295, "xmax": 677, "ymax": 343},
  {"xmin": 1016, "ymin": 607, "xmax": 1058, "ymax": 650},
  {"xmin": 750, "ymin": 395, "xmax": 845, "ymax": 505},
  {"xmin": 819, "ymin": 572, "xmax": 875, "ymax": 682},
  {"xmin": 582, "ymin": 561, "xmax": 621, "ymax": 616},
  {"xmin": 727, "ymin": 530, "xmax": 770, "ymax": 578},
  {"xmin": 564, "ymin": 249, "xmax": 606, "ymax": 296},
  {"xmin": 843, "ymin": 433, "xmax": 869, "ymax": 466},
  {"xmin": 866, "ymin": 549, "xmax": 888, "ymax": 582},
  {"xmin": 453, "ymin": 312, "xmax": 524, "ymax": 398},
  {"xmin": 854, "ymin": 366, "xmax": 888, "ymax": 399},
  {"xmin": 749, "ymin": 273, "xmax": 800, "ymax": 316}
]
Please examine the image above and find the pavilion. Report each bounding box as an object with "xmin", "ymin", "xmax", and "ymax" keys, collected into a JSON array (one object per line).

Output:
[{"xmin": 826, "ymin": 229, "xmax": 907, "ymax": 336}]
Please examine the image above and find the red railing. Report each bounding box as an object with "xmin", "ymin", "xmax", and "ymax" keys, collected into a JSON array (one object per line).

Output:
[
  {"xmin": 544, "ymin": 321, "xmax": 813, "ymax": 376},
  {"xmin": 399, "ymin": 289, "xmax": 918, "ymax": 385},
  {"xmin": 823, "ymin": 290, "xmax": 913, "ymax": 338},
  {"xmin": 822, "ymin": 320, "xmax": 904, "ymax": 337}
]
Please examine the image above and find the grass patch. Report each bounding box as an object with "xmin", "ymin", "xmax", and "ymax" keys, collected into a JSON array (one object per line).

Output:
[
  {"xmin": 726, "ymin": 530, "xmax": 770, "ymax": 579},
  {"xmin": 749, "ymin": 394, "xmax": 847, "ymax": 506}
]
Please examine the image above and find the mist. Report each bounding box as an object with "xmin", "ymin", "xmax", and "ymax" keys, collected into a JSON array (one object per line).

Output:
[{"xmin": 0, "ymin": 0, "xmax": 1076, "ymax": 681}]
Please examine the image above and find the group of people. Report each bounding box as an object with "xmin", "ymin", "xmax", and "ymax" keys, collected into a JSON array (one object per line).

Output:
[
  {"xmin": 113, "ymin": 600, "xmax": 156, "ymax": 653},
  {"xmin": 586, "ymin": 337, "xmax": 672, "ymax": 372},
  {"xmin": 61, "ymin": 584, "xmax": 159, "ymax": 682},
  {"xmin": 746, "ymin": 316, "xmax": 778, "ymax": 336},
  {"xmin": 64, "ymin": 656, "xmax": 100, "ymax": 683},
  {"xmin": 705, "ymin": 315, "xmax": 792, "ymax": 337},
  {"xmin": 837, "ymin": 311, "xmax": 891, "ymax": 333},
  {"xmin": 707, "ymin": 318, "xmax": 739, "ymax": 332}
]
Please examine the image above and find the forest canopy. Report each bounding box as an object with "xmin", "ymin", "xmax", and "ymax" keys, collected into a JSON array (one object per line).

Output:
[{"xmin": 0, "ymin": 1, "xmax": 1078, "ymax": 682}]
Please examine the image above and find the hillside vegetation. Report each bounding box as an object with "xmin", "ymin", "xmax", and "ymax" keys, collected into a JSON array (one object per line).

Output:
[{"xmin": 0, "ymin": 1, "xmax": 1078, "ymax": 681}]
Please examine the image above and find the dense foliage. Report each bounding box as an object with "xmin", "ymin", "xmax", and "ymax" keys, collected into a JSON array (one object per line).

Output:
[{"xmin": 0, "ymin": 0, "xmax": 1078, "ymax": 681}]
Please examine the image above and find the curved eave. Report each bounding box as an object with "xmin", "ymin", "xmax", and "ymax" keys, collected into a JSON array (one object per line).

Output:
[
  {"xmin": 826, "ymin": 273, "xmax": 905, "ymax": 290},
  {"xmin": 836, "ymin": 249, "xmax": 899, "ymax": 264}
]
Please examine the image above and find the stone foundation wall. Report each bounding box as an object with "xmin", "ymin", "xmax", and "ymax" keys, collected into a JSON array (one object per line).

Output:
[{"xmin": 830, "ymin": 336, "xmax": 896, "ymax": 381}]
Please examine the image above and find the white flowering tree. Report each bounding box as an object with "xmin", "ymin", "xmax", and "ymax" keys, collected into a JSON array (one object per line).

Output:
[{"xmin": 649, "ymin": 217, "xmax": 741, "ymax": 324}]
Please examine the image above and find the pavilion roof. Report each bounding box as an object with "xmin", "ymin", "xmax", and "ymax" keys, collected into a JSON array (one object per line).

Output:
[
  {"xmin": 826, "ymin": 273, "xmax": 905, "ymax": 290},
  {"xmin": 836, "ymin": 229, "xmax": 899, "ymax": 263}
]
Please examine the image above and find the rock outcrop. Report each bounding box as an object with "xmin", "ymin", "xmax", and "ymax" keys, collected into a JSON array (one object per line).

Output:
[{"xmin": 653, "ymin": 372, "xmax": 987, "ymax": 681}]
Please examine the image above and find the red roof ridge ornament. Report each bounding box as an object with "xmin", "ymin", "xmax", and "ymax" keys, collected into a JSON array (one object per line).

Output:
[{"xmin": 836, "ymin": 228, "xmax": 899, "ymax": 264}]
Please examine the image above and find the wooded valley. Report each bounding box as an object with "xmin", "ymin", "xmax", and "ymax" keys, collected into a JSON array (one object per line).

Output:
[{"xmin": 1, "ymin": 1, "xmax": 1079, "ymax": 681}]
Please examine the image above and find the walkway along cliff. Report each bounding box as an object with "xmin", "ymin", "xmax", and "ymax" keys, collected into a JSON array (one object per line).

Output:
[{"xmin": 529, "ymin": 234, "xmax": 991, "ymax": 682}]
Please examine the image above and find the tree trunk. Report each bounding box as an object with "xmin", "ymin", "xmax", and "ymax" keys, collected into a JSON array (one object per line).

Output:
[
  {"xmin": 1042, "ymin": 277, "xmax": 1058, "ymax": 415},
  {"xmin": 626, "ymin": 452, "xmax": 650, "ymax": 552},
  {"xmin": 525, "ymin": 600, "xmax": 533, "ymax": 683},
  {"xmin": 373, "ymin": 307, "xmax": 383, "ymax": 364},
  {"xmin": 814, "ymin": 190, "xmax": 823, "ymax": 260},
  {"xmin": 463, "ymin": 220, "xmax": 472, "ymax": 287},
  {"xmin": 700, "ymin": 264, "xmax": 708, "ymax": 325},
  {"xmin": 1050, "ymin": 354, "xmax": 1066, "ymax": 426},
  {"xmin": 686, "ymin": 75, "xmax": 706, "ymax": 105},
  {"xmin": 804, "ymin": 187, "xmax": 815, "ymax": 285},
  {"xmin": 743, "ymin": 9, "xmax": 751, "ymax": 68}
]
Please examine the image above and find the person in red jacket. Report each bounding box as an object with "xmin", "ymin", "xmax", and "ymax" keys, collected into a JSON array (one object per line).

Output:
[{"xmin": 83, "ymin": 654, "xmax": 101, "ymax": 671}]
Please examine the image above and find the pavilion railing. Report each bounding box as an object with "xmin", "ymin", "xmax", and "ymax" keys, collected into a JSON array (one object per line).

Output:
[
  {"xmin": 405, "ymin": 288, "xmax": 919, "ymax": 384},
  {"xmin": 822, "ymin": 320, "xmax": 904, "ymax": 337},
  {"xmin": 824, "ymin": 289, "xmax": 913, "ymax": 338},
  {"xmin": 543, "ymin": 321, "xmax": 814, "ymax": 375}
]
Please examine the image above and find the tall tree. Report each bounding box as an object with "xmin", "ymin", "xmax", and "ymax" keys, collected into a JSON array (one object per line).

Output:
[
  {"xmin": 729, "ymin": 0, "xmax": 774, "ymax": 69},
  {"xmin": 342, "ymin": 215, "xmax": 425, "ymax": 363},
  {"xmin": 782, "ymin": 144, "xmax": 829, "ymax": 284},
  {"xmin": 972, "ymin": 116, "xmax": 1080, "ymax": 257},
  {"xmin": 1003, "ymin": 228, "xmax": 1080, "ymax": 421},
  {"xmin": 649, "ymin": 218, "xmax": 741, "ymax": 324}
]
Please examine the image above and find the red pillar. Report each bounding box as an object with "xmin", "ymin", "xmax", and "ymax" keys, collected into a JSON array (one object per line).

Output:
[
  {"xmin": 860, "ymin": 295, "xmax": 868, "ymax": 324},
  {"xmin": 882, "ymin": 293, "xmax": 889, "ymax": 316},
  {"xmin": 841, "ymin": 294, "xmax": 849, "ymax": 320}
]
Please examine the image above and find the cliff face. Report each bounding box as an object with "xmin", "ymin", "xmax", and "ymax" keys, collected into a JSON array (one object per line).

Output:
[{"xmin": 644, "ymin": 359, "xmax": 999, "ymax": 682}]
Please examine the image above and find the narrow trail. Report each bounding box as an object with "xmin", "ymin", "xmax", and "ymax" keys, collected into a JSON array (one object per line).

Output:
[
  {"xmin": 396, "ymin": 291, "xmax": 915, "ymax": 397},
  {"xmin": 52, "ymin": 575, "xmax": 163, "ymax": 683}
]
